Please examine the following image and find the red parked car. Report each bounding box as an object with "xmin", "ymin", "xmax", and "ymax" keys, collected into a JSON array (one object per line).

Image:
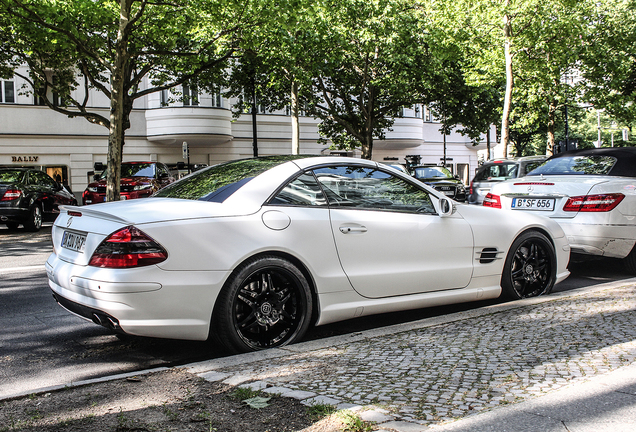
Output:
[{"xmin": 82, "ymin": 162, "xmax": 175, "ymax": 205}]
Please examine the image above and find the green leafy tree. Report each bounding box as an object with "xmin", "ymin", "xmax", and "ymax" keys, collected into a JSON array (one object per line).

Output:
[
  {"xmin": 0, "ymin": 0, "xmax": 248, "ymax": 201},
  {"xmin": 303, "ymin": 0, "xmax": 439, "ymax": 160},
  {"xmin": 581, "ymin": 0, "xmax": 636, "ymax": 127}
]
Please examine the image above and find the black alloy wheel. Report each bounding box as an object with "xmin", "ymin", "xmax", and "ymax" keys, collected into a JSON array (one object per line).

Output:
[
  {"xmin": 24, "ymin": 204, "xmax": 42, "ymax": 232},
  {"xmin": 212, "ymin": 256, "xmax": 312, "ymax": 353},
  {"xmin": 501, "ymin": 231, "xmax": 556, "ymax": 300}
]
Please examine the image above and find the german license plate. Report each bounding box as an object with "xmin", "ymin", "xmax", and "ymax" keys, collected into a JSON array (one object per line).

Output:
[
  {"xmin": 511, "ymin": 198, "xmax": 555, "ymax": 211},
  {"xmin": 61, "ymin": 230, "xmax": 87, "ymax": 253}
]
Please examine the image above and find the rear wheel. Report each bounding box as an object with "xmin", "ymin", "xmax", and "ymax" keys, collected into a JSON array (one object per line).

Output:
[
  {"xmin": 212, "ymin": 256, "xmax": 312, "ymax": 353},
  {"xmin": 623, "ymin": 244, "xmax": 636, "ymax": 274},
  {"xmin": 501, "ymin": 231, "xmax": 556, "ymax": 300},
  {"xmin": 24, "ymin": 204, "xmax": 42, "ymax": 232}
]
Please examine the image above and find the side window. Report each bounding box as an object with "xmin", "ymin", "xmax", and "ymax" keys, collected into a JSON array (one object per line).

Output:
[
  {"xmin": 31, "ymin": 171, "xmax": 56, "ymax": 188},
  {"xmin": 269, "ymin": 172, "xmax": 327, "ymax": 207},
  {"xmin": 312, "ymin": 165, "xmax": 435, "ymax": 214}
]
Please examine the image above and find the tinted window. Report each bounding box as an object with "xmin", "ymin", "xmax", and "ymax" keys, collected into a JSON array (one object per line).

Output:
[
  {"xmin": 31, "ymin": 170, "xmax": 56, "ymax": 187},
  {"xmin": 529, "ymin": 156, "xmax": 616, "ymax": 176},
  {"xmin": 313, "ymin": 165, "xmax": 435, "ymax": 214},
  {"xmin": 155, "ymin": 156, "xmax": 305, "ymax": 201},
  {"xmin": 413, "ymin": 166, "xmax": 453, "ymax": 179},
  {"xmin": 270, "ymin": 172, "xmax": 327, "ymax": 207},
  {"xmin": 474, "ymin": 163, "xmax": 517, "ymax": 181},
  {"xmin": 0, "ymin": 170, "xmax": 25, "ymax": 183}
]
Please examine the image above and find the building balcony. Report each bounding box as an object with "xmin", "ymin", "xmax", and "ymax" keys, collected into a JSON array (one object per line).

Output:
[{"xmin": 145, "ymin": 107, "xmax": 233, "ymax": 145}]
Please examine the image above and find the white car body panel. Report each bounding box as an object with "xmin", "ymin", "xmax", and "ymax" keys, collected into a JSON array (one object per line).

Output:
[
  {"xmin": 492, "ymin": 175, "xmax": 636, "ymax": 258},
  {"xmin": 46, "ymin": 156, "xmax": 571, "ymax": 344}
]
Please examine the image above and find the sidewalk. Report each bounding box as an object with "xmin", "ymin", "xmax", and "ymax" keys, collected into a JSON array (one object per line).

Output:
[{"xmin": 3, "ymin": 278, "xmax": 636, "ymax": 431}]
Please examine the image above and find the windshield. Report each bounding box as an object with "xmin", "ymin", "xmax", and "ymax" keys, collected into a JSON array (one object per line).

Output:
[
  {"xmin": 528, "ymin": 155, "xmax": 616, "ymax": 176},
  {"xmin": 413, "ymin": 166, "xmax": 453, "ymax": 179},
  {"xmin": 0, "ymin": 170, "xmax": 25, "ymax": 183},
  {"xmin": 474, "ymin": 163, "xmax": 517, "ymax": 181},
  {"xmin": 100, "ymin": 163, "xmax": 155, "ymax": 179},
  {"xmin": 154, "ymin": 156, "xmax": 307, "ymax": 202}
]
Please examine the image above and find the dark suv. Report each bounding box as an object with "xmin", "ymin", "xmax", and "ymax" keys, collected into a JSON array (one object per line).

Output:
[
  {"xmin": 82, "ymin": 162, "xmax": 175, "ymax": 205},
  {"xmin": 411, "ymin": 165, "xmax": 467, "ymax": 202},
  {"xmin": 468, "ymin": 156, "xmax": 547, "ymax": 205}
]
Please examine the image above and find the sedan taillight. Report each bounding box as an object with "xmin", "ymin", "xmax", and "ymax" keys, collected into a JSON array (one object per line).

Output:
[
  {"xmin": 89, "ymin": 226, "xmax": 167, "ymax": 268},
  {"xmin": 1, "ymin": 189, "xmax": 22, "ymax": 201},
  {"xmin": 483, "ymin": 193, "xmax": 501, "ymax": 209},
  {"xmin": 563, "ymin": 193, "xmax": 625, "ymax": 212}
]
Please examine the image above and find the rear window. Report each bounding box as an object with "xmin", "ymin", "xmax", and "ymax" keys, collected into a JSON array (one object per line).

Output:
[
  {"xmin": 529, "ymin": 156, "xmax": 616, "ymax": 176},
  {"xmin": 154, "ymin": 156, "xmax": 304, "ymax": 202},
  {"xmin": 0, "ymin": 170, "xmax": 25, "ymax": 183},
  {"xmin": 474, "ymin": 163, "xmax": 517, "ymax": 181}
]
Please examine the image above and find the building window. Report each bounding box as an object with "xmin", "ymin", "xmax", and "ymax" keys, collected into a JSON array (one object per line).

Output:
[
  {"xmin": 183, "ymin": 83, "xmax": 199, "ymax": 106},
  {"xmin": 160, "ymin": 89, "xmax": 170, "ymax": 106},
  {"xmin": 211, "ymin": 91, "xmax": 222, "ymax": 108},
  {"xmin": 456, "ymin": 163, "xmax": 469, "ymax": 185},
  {"xmin": 1, "ymin": 80, "xmax": 15, "ymax": 103}
]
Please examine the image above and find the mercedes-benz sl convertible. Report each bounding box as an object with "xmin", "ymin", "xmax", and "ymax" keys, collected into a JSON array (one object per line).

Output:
[{"xmin": 46, "ymin": 156, "xmax": 570, "ymax": 353}]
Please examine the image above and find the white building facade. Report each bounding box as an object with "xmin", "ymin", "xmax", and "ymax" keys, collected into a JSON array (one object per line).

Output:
[{"xmin": 0, "ymin": 68, "xmax": 490, "ymax": 199}]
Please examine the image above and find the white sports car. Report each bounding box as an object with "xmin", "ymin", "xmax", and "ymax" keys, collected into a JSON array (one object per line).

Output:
[
  {"xmin": 46, "ymin": 156, "xmax": 570, "ymax": 353},
  {"xmin": 485, "ymin": 147, "xmax": 636, "ymax": 273}
]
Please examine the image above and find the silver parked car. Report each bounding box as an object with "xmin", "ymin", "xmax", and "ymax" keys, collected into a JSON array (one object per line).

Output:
[{"xmin": 468, "ymin": 156, "xmax": 547, "ymax": 204}]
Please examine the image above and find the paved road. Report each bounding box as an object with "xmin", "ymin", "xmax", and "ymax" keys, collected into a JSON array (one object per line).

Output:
[{"xmin": 0, "ymin": 224, "xmax": 633, "ymax": 399}]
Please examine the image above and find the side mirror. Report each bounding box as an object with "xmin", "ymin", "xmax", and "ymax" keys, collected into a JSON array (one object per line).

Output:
[{"xmin": 437, "ymin": 197, "xmax": 455, "ymax": 217}]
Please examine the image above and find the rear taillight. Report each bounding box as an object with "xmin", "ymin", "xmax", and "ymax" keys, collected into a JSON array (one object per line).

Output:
[
  {"xmin": 1, "ymin": 189, "xmax": 22, "ymax": 201},
  {"xmin": 88, "ymin": 226, "xmax": 167, "ymax": 268},
  {"xmin": 563, "ymin": 193, "xmax": 625, "ymax": 212},
  {"xmin": 483, "ymin": 193, "xmax": 501, "ymax": 209},
  {"xmin": 469, "ymin": 181, "xmax": 473, "ymax": 195}
]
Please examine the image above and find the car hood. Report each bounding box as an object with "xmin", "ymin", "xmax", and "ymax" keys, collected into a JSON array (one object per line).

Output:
[{"xmin": 88, "ymin": 177, "xmax": 153, "ymax": 188}]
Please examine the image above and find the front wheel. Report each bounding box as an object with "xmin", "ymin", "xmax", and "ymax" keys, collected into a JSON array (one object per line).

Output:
[
  {"xmin": 501, "ymin": 231, "xmax": 556, "ymax": 300},
  {"xmin": 24, "ymin": 204, "xmax": 42, "ymax": 232},
  {"xmin": 212, "ymin": 256, "xmax": 312, "ymax": 353}
]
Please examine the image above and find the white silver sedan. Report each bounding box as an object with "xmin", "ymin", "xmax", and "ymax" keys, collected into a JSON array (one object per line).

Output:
[
  {"xmin": 46, "ymin": 156, "xmax": 570, "ymax": 353},
  {"xmin": 485, "ymin": 147, "xmax": 636, "ymax": 273}
]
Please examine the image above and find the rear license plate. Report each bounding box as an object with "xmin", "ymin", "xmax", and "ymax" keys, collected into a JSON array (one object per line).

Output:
[
  {"xmin": 61, "ymin": 230, "xmax": 87, "ymax": 253},
  {"xmin": 511, "ymin": 198, "xmax": 555, "ymax": 211}
]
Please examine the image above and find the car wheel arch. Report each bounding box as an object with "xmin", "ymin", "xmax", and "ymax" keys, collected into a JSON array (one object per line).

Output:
[{"xmin": 212, "ymin": 250, "xmax": 320, "ymax": 326}]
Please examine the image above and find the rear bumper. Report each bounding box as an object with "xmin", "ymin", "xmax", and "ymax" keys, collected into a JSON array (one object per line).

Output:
[
  {"xmin": 45, "ymin": 253, "xmax": 230, "ymax": 341},
  {"xmin": 0, "ymin": 207, "xmax": 28, "ymax": 222},
  {"xmin": 558, "ymin": 221, "xmax": 636, "ymax": 259}
]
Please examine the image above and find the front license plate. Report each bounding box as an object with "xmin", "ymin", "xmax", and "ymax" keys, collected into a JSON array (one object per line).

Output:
[
  {"xmin": 61, "ymin": 230, "xmax": 87, "ymax": 253},
  {"xmin": 511, "ymin": 198, "xmax": 555, "ymax": 211}
]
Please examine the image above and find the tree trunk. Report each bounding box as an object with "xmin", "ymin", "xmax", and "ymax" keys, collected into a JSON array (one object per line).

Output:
[
  {"xmin": 546, "ymin": 100, "xmax": 557, "ymax": 156},
  {"xmin": 500, "ymin": 6, "xmax": 513, "ymax": 158},
  {"xmin": 291, "ymin": 79, "xmax": 299, "ymax": 155},
  {"xmin": 106, "ymin": 0, "xmax": 132, "ymax": 202}
]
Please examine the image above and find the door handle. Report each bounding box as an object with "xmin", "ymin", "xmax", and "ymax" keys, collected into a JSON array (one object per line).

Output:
[{"xmin": 339, "ymin": 225, "xmax": 367, "ymax": 234}]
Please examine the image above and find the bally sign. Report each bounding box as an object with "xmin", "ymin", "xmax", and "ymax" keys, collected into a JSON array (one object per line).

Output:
[{"xmin": 12, "ymin": 156, "xmax": 39, "ymax": 162}]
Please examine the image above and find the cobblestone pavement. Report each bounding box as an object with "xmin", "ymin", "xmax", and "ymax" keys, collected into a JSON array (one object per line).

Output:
[{"xmin": 189, "ymin": 281, "xmax": 636, "ymax": 431}]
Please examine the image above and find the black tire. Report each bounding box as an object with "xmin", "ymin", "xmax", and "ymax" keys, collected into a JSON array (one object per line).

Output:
[
  {"xmin": 212, "ymin": 255, "xmax": 312, "ymax": 353},
  {"xmin": 501, "ymin": 231, "xmax": 556, "ymax": 300},
  {"xmin": 623, "ymin": 244, "xmax": 636, "ymax": 274},
  {"xmin": 24, "ymin": 204, "xmax": 42, "ymax": 232},
  {"xmin": 5, "ymin": 222, "xmax": 19, "ymax": 230}
]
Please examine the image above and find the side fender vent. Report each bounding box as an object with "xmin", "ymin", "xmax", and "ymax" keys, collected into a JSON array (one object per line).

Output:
[{"xmin": 478, "ymin": 247, "xmax": 502, "ymax": 264}]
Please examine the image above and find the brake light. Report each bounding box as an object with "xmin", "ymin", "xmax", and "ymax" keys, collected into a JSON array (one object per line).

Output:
[
  {"xmin": 1, "ymin": 189, "xmax": 22, "ymax": 201},
  {"xmin": 469, "ymin": 181, "xmax": 474, "ymax": 195},
  {"xmin": 89, "ymin": 226, "xmax": 167, "ymax": 268},
  {"xmin": 563, "ymin": 193, "xmax": 625, "ymax": 212},
  {"xmin": 483, "ymin": 193, "xmax": 501, "ymax": 208}
]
